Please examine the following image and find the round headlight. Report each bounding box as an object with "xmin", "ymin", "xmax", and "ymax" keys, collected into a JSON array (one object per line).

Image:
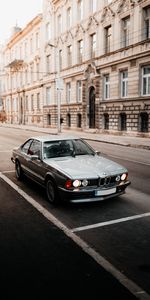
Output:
[
  {"xmin": 73, "ymin": 180, "xmax": 81, "ymax": 188},
  {"xmin": 121, "ymin": 173, "xmax": 127, "ymax": 181},
  {"xmin": 82, "ymin": 179, "xmax": 88, "ymax": 187}
]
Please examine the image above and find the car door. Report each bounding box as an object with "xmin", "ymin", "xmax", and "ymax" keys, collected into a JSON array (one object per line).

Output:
[
  {"xmin": 25, "ymin": 139, "xmax": 45, "ymax": 185},
  {"xmin": 18, "ymin": 139, "xmax": 34, "ymax": 172}
]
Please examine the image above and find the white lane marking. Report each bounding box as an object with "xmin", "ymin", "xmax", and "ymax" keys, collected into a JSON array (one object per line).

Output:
[
  {"xmin": 72, "ymin": 212, "xmax": 150, "ymax": 233},
  {"xmin": 105, "ymin": 154, "xmax": 150, "ymax": 166},
  {"xmin": 0, "ymin": 172, "xmax": 149, "ymax": 300},
  {"xmin": 2, "ymin": 170, "xmax": 14, "ymax": 173}
]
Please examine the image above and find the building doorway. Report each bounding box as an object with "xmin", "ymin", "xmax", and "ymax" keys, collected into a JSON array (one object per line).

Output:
[{"xmin": 89, "ymin": 87, "xmax": 95, "ymax": 128}]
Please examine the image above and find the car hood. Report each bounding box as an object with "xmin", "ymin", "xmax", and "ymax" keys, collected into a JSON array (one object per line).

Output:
[{"xmin": 45, "ymin": 155, "xmax": 127, "ymax": 179}]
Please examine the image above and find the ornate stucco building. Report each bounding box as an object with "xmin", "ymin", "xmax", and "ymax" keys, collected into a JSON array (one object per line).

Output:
[
  {"xmin": 1, "ymin": 15, "xmax": 43, "ymax": 126},
  {"xmin": 1, "ymin": 0, "xmax": 150, "ymax": 136}
]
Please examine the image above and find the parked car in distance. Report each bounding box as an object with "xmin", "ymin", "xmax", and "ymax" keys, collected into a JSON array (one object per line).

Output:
[{"xmin": 11, "ymin": 135, "xmax": 131, "ymax": 204}]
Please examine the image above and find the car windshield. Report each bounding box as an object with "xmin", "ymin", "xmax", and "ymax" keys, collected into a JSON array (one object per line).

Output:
[{"xmin": 43, "ymin": 139, "xmax": 95, "ymax": 158}]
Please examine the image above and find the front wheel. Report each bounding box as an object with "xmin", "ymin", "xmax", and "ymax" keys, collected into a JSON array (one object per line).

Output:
[
  {"xmin": 15, "ymin": 160, "xmax": 22, "ymax": 180},
  {"xmin": 46, "ymin": 179, "xmax": 58, "ymax": 204}
]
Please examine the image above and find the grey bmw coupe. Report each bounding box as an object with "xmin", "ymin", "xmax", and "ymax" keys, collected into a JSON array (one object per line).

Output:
[{"xmin": 11, "ymin": 135, "xmax": 130, "ymax": 204}]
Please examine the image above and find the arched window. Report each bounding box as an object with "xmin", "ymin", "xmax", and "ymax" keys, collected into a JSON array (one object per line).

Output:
[
  {"xmin": 77, "ymin": 113, "xmax": 82, "ymax": 128},
  {"xmin": 119, "ymin": 113, "xmax": 126, "ymax": 131},
  {"xmin": 103, "ymin": 113, "xmax": 109, "ymax": 130},
  {"xmin": 67, "ymin": 113, "xmax": 71, "ymax": 127},
  {"xmin": 138, "ymin": 112, "xmax": 149, "ymax": 132}
]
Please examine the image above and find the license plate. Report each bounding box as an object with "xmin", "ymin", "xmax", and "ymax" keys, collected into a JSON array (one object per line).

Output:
[{"xmin": 95, "ymin": 187, "xmax": 116, "ymax": 196}]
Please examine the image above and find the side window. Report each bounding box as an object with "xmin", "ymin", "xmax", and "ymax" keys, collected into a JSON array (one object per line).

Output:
[
  {"xmin": 21, "ymin": 139, "xmax": 33, "ymax": 154},
  {"xmin": 28, "ymin": 140, "xmax": 41, "ymax": 157}
]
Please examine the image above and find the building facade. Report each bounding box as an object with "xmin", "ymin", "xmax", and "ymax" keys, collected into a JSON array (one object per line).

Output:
[
  {"xmin": 1, "ymin": 0, "xmax": 150, "ymax": 136},
  {"xmin": 1, "ymin": 15, "xmax": 43, "ymax": 126}
]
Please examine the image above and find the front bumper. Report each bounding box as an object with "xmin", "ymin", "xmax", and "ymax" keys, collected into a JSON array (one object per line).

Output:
[{"xmin": 58, "ymin": 181, "xmax": 131, "ymax": 203}]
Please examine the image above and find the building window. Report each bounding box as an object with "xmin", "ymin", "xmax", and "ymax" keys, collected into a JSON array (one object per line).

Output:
[
  {"xmin": 24, "ymin": 42, "xmax": 27, "ymax": 57},
  {"xmin": 78, "ymin": 0, "xmax": 83, "ymax": 21},
  {"xmin": 66, "ymin": 82, "xmax": 71, "ymax": 103},
  {"xmin": 78, "ymin": 40, "xmax": 83, "ymax": 63},
  {"xmin": 103, "ymin": 113, "xmax": 109, "ymax": 130},
  {"xmin": 58, "ymin": 14, "xmax": 62, "ymax": 34},
  {"xmin": 120, "ymin": 70, "xmax": 128, "ymax": 97},
  {"xmin": 67, "ymin": 7, "xmax": 72, "ymax": 28},
  {"xmin": 20, "ymin": 72, "xmax": 23, "ymax": 87},
  {"xmin": 59, "ymin": 50, "xmax": 62, "ymax": 70},
  {"xmin": 142, "ymin": 66, "xmax": 150, "ymax": 96},
  {"xmin": 77, "ymin": 80, "xmax": 82, "ymax": 102},
  {"xmin": 47, "ymin": 114, "xmax": 51, "ymax": 125},
  {"xmin": 37, "ymin": 93, "xmax": 40, "ymax": 110},
  {"xmin": 77, "ymin": 113, "xmax": 82, "ymax": 128},
  {"xmin": 67, "ymin": 113, "xmax": 71, "ymax": 127},
  {"xmin": 138, "ymin": 112, "xmax": 149, "ymax": 132},
  {"xmin": 30, "ymin": 63, "xmax": 34, "ymax": 83},
  {"xmin": 91, "ymin": 0, "xmax": 97, "ymax": 13},
  {"xmin": 143, "ymin": 6, "xmax": 150, "ymax": 40},
  {"xmin": 46, "ymin": 23, "xmax": 51, "ymax": 41},
  {"xmin": 36, "ymin": 32, "xmax": 39, "ymax": 49},
  {"xmin": 119, "ymin": 113, "xmax": 127, "ymax": 131},
  {"xmin": 67, "ymin": 45, "xmax": 72, "ymax": 67},
  {"xmin": 36, "ymin": 62, "xmax": 40, "ymax": 81},
  {"xmin": 26, "ymin": 96, "xmax": 28, "ymax": 111},
  {"xmin": 19, "ymin": 46, "xmax": 22, "ymax": 59},
  {"xmin": 122, "ymin": 16, "xmax": 130, "ymax": 47},
  {"xmin": 13, "ymin": 98, "xmax": 17, "ymax": 112},
  {"xmin": 46, "ymin": 55, "xmax": 51, "ymax": 74},
  {"xmin": 105, "ymin": 25, "xmax": 112, "ymax": 53},
  {"xmin": 30, "ymin": 37, "xmax": 33, "ymax": 54},
  {"xmin": 31, "ymin": 94, "xmax": 34, "ymax": 111},
  {"xmin": 25, "ymin": 69, "xmax": 28, "ymax": 85},
  {"xmin": 103, "ymin": 75, "xmax": 110, "ymax": 99},
  {"xmin": 91, "ymin": 33, "xmax": 96, "ymax": 58},
  {"xmin": 46, "ymin": 87, "xmax": 51, "ymax": 105}
]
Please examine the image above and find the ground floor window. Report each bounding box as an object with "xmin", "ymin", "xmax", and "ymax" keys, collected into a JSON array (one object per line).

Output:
[
  {"xmin": 47, "ymin": 114, "xmax": 51, "ymax": 125},
  {"xmin": 77, "ymin": 113, "xmax": 82, "ymax": 128},
  {"xmin": 119, "ymin": 113, "xmax": 127, "ymax": 131},
  {"xmin": 138, "ymin": 112, "xmax": 149, "ymax": 132},
  {"xmin": 103, "ymin": 113, "xmax": 109, "ymax": 129},
  {"xmin": 67, "ymin": 113, "xmax": 71, "ymax": 127}
]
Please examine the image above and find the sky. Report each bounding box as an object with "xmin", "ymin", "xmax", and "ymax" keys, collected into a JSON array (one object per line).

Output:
[{"xmin": 0, "ymin": 0, "xmax": 43, "ymax": 44}]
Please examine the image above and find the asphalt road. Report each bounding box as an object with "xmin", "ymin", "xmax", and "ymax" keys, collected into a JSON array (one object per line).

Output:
[{"xmin": 0, "ymin": 127, "xmax": 150, "ymax": 299}]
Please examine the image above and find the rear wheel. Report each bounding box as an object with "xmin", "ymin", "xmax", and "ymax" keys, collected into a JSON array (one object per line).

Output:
[
  {"xmin": 15, "ymin": 160, "xmax": 22, "ymax": 180},
  {"xmin": 46, "ymin": 179, "xmax": 58, "ymax": 204}
]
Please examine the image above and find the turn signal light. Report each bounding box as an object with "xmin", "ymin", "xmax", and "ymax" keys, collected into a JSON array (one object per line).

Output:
[{"xmin": 65, "ymin": 180, "xmax": 72, "ymax": 189}]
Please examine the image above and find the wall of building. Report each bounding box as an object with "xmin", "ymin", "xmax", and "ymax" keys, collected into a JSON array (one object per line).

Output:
[{"xmin": 1, "ymin": 0, "xmax": 150, "ymax": 136}]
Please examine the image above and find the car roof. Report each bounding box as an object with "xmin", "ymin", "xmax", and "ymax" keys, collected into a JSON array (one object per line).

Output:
[{"xmin": 31, "ymin": 134, "xmax": 81, "ymax": 143}]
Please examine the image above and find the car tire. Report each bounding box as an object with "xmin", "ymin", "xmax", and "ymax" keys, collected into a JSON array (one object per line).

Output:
[
  {"xmin": 15, "ymin": 160, "xmax": 22, "ymax": 180},
  {"xmin": 46, "ymin": 178, "xmax": 58, "ymax": 204}
]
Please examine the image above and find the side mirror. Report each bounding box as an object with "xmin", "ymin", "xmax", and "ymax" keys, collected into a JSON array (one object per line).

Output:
[{"xmin": 95, "ymin": 150, "xmax": 101, "ymax": 156}]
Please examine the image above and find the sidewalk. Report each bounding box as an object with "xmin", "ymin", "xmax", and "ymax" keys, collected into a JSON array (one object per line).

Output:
[{"xmin": 1, "ymin": 123, "xmax": 150, "ymax": 150}]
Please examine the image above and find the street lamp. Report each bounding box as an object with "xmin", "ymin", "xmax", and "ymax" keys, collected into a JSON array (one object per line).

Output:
[{"xmin": 48, "ymin": 43, "xmax": 63, "ymax": 134}]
